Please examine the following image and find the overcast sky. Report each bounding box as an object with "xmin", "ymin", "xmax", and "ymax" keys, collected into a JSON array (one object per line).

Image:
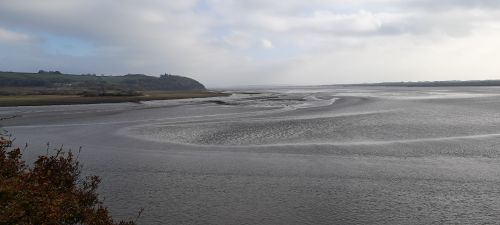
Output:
[{"xmin": 1, "ymin": 0, "xmax": 500, "ymax": 87}]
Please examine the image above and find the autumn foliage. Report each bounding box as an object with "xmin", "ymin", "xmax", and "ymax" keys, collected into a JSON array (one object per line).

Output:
[{"xmin": 0, "ymin": 134, "xmax": 137, "ymax": 225}]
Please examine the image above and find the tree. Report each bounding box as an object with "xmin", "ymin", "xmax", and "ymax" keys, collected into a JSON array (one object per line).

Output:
[
  {"xmin": 0, "ymin": 130, "xmax": 138, "ymax": 225},
  {"xmin": 37, "ymin": 70, "xmax": 62, "ymax": 74}
]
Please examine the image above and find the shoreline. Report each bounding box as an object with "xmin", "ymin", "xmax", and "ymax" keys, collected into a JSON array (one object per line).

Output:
[{"xmin": 0, "ymin": 90, "xmax": 230, "ymax": 107}]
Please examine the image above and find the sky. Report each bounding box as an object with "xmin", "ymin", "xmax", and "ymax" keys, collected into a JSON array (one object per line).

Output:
[{"xmin": 1, "ymin": 0, "xmax": 500, "ymax": 87}]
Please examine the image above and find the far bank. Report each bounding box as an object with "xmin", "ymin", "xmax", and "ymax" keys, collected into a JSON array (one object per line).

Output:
[{"xmin": 0, "ymin": 90, "xmax": 229, "ymax": 107}]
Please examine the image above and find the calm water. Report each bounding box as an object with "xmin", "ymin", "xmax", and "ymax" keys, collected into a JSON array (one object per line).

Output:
[{"xmin": 2, "ymin": 86, "xmax": 500, "ymax": 224}]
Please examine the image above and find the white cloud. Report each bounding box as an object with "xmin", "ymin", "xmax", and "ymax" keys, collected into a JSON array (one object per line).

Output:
[
  {"xmin": 0, "ymin": 28, "xmax": 32, "ymax": 43},
  {"xmin": 261, "ymin": 39, "xmax": 274, "ymax": 49},
  {"xmin": 248, "ymin": 10, "xmax": 385, "ymax": 34},
  {"xmin": 223, "ymin": 32, "xmax": 253, "ymax": 49}
]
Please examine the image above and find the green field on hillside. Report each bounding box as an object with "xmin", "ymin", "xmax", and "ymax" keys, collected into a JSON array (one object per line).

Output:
[
  {"xmin": 0, "ymin": 71, "xmax": 206, "ymax": 92},
  {"xmin": 0, "ymin": 71, "xmax": 227, "ymax": 106}
]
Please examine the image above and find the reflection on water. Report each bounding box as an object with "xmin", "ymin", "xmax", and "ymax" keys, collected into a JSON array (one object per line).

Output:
[{"xmin": 3, "ymin": 86, "xmax": 500, "ymax": 224}]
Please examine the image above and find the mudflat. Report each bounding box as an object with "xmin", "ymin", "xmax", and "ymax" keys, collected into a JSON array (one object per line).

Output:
[{"xmin": 2, "ymin": 86, "xmax": 500, "ymax": 225}]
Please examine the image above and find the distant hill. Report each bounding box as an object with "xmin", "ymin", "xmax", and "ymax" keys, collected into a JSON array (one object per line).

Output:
[
  {"xmin": 354, "ymin": 80, "xmax": 500, "ymax": 87},
  {"xmin": 0, "ymin": 71, "xmax": 205, "ymax": 95}
]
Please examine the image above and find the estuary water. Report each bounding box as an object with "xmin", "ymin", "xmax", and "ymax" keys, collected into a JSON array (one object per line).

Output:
[{"xmin": 2, "ymin": 86, "xmax": 500, "ymax": 224}]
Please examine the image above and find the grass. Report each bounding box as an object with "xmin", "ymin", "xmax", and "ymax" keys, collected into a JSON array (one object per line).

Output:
[
  {"xmin": 0, "ymin": 71, "xmax": 206, "ymax": 91},
  {"xmin": 0, "ymin": 91, "xmax": 229, "ymax": 107}
]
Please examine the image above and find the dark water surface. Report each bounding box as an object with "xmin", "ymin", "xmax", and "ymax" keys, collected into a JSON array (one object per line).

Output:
[{"xmin": 2, "ymin": 86, "xmax": 500, "ymax": 224}]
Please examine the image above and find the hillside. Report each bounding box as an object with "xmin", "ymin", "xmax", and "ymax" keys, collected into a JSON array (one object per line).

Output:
[
  {"xmin": 0, "ymin": 71, "xmax": 229, "ymax": 106},
  {"xmin": 0, "ymin": 71, "xmax": 206, "ymax": 95}
]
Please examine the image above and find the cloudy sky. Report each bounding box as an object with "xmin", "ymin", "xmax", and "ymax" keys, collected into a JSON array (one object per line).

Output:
[{"xmin": 1, "ymin": 0, "xmax": 500, "ymax": 87}]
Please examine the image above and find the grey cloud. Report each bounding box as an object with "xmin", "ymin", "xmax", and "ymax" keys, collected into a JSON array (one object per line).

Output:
[
  {"xmin": 1, "ymin": 0, "xmax": 500, "ymax": 86},
  {"xmin": 405, "ymin": 0, "xmax": 500, "ymax": 11}
]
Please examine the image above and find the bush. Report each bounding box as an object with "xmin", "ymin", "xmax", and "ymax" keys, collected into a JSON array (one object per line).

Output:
[{"xmin": 0, "ymin": 133, "xmax": 137, "ymax": 225}]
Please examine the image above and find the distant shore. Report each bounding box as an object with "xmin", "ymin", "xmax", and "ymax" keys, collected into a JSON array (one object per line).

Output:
[{"xmin": 0, "ymin": 90, "xmax": 229, "ymax": 107}]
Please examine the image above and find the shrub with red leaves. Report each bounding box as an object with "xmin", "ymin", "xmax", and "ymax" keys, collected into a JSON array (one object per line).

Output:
[{"xmin": 0, "ymin": 134, "xmax": 137, "ymax": 225}]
